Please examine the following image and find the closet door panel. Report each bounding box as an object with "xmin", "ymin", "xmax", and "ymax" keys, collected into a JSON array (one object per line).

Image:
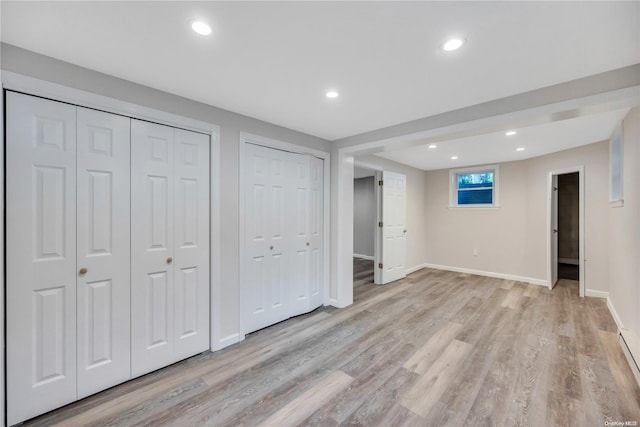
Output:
[
  {"xmin": 76, "ymin": 107, "xmax": 131, "ymax": 398},
  {"xmin": 309, "ymin": 156, "xmax": 324, "ymax": 309},
  {"xmin": 290, "ymin": 155, "xmax": 311, "ymax": 316},
  {"xmin": 244, "ymin": 143, "xmax": 290, "ymax": 333},
  {"xmin": 131, "ymin": 119, "xmax": 176, "ymax": 377},
  {"xmin": 174, "ymin": 129, "xmax": 210, "ymax": 359},
  {"xmin": 6, "ymin": 92, "xmax": 78, "ymax": 425}
]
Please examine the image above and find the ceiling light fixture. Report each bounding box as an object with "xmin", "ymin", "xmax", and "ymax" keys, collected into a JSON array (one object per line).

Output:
[
  {"xmin": 442, "ymin": 38, "xmax": 465, "ymax": 52},
  {"xmin": 428, "ymin": 144, "xmax": 437, "ymax": 149},
  {"xmin": 516, "ymin": 147, "xmax": 525, "ymax": 152},
  {"xmin": 451, "ymin": 156, "xmax": 458, "ymax": 160},
  {"xmin": 505, "ymin": 130, "xmax": 517, "ymax": 136},
  {"xmin": 326, "ymin": 91, "xmax": 339, "ymax": 99},
  {"xmin": 191, "ymin": 21, "xmax": 212, "ymax": 36}
]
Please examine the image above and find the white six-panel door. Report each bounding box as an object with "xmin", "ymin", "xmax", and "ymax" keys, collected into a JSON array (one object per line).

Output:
[
  {"xmin": 131, "ymin": 120, "xmax": 176, "ymax": 376},
  {"xmin": 76, "ymin": 107, "xmax": 131, "ymax": 398},
  {"xmin": 7, "ymin": 92, "xmax": 79, "ymax": 425},
  {"xmin": 308, "ymin": 156, "xmax": 324, "ymax": 309},
  {"xmin": 380, "ymin": 171, "xmax": 407, "ymax": 284},
  {"xmin": 244, "ymin": 143, "xmax": 291, "ymax": 333},
  {"xmin": 131, "ymin": 120, "xmax": 210, "ymax": 376},
  {"xmin": 244, "ymin": 143, "xmax": 323, "ymax": 334},
  {"xmin": 7, "ymin": 93, "xmax": 211, "ymax": 424},
  {"xmin": 173, "ymin": 129, "xmax": 210, "ymax": 360}
]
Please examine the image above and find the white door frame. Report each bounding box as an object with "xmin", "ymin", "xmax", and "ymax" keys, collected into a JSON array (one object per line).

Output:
[
  {"xmin": 238, "ymin": 132, "xmax": 331, "ymax": 338},
  {"xmin": 546, "ymin": 166, "xmax": 585, "ymax": 297},
  {"xmin": 1, "ymin": 72, "xmax": 222, "ymax": 426}
]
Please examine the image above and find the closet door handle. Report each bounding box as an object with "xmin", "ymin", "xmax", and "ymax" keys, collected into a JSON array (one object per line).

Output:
[
  {"xmin": 79, "ymin": 267, "xmax": 88, "ymax": 275},
  {"xmin": 306, "ymin": 242, "xmax": 310, "ymax": 246},
  {"xmin": 269, "ymin": 245, "xmax": 274, "ymax": 251},
  {"xmin": 167, "ymin": 257, "xmax": 173, "ymax": 264}
]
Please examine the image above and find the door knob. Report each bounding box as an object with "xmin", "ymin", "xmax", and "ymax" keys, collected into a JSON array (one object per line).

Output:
[
  {"xmin": 79, "ymin": 267, "xmax": 88, "ymax": 275},
  {"xmin": 167, "ymin": 257, "xmax": 173, "ymax": 264}
]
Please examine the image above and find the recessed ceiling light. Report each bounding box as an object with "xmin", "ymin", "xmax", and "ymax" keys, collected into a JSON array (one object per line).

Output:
[
  {"xmin": 442, "ymin": 38, "xmax": 465, "ymax": 52},
  {"xmin": 516, "ymin": 147, "xmax": 525, "ymax": 152},
  {"xmin": 505, "ymin": 130, "xmax": 517, "ymax": 136},
  {"xmin": 428, "ymin": 144, "xmax": 437, "ymax": 149},
  {"xmin": 451, "ymin": 156, "xmax": 458, "ymax": 160},
  {"xmin": 326, "ymin": 91, "xmax": 339, "ymax": 99},
  {"xmin": 191, "ymin": 21, "xmax": 212, "ymax": 36}
]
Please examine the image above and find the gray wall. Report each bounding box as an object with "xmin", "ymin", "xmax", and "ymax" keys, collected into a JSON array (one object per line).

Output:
[
  {"xmin": 424, "ymin": 141, "xmax": 610, "ymax": 289},
  {"xmin": 0, "ymin": 43, "xmax": 330, "ymax": 347},
  {"xmin": 353, "ymin": 177, "xmax": 375, "ymax": 257},
  {"xmin": 609, "ymin": 106, "xmax": 640, "ymax": 366}
]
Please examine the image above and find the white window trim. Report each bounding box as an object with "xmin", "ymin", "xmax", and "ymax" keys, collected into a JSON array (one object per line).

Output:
[{"xmin": 449, "ymin": 164, "xmax": 500, "ymax": 208}]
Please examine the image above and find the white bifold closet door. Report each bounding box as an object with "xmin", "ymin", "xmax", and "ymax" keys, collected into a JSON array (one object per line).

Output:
[
  {"xmin": 76, "ymin": 107, "xmax": 131, "ymax": 398},
  {"xmin": 6, "ymin": 93, "xmax": 131, "ymax": 425},
  {"xmin": 131, "ymin": 120, "xmax": 210, "ymax": 377},
  {"xmin": 244, "ymin": 143, "xmax": 323, "ymax": 334}
]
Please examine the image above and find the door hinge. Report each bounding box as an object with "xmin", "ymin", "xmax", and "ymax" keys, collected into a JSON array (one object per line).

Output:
[
  {"xmin": 553, "ymin": 186, "xmax": 558, "ymax": 191},
  {"xmin": 378, "ymin": 263, "xmax": 383, "ymax": 269},
  {"xmin": 378, "ymin": 221, "xmax": 383, "ymax": 227},
  {"xmin": 378, "ymin": 180, "xmax": 383, "ymax": 186}
]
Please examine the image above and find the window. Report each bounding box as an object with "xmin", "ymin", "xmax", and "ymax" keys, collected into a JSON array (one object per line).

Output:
[{"xmin": 449, "ymin": 165, "xmax": 499, "ymax": 207}]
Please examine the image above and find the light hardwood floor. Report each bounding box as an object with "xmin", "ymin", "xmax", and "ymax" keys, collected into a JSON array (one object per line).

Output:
[{"xmin": 23, "ymin": 258, "xmax": 640, "ymax": 426}]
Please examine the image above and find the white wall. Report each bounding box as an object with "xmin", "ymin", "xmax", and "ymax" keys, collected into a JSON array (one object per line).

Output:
[
  {"xmin": 0, "ymin": 43, "xmax": 331, "ymax": 349},
  {"xmin": 425, "ymin": 141, "xmax": 610, "ymax": 289},
  {"xmin": 609, "ymin": 107, "xmax": 640, "ymax": 363},
  {"xmin": 353, "ymin": 177, "xmax": 375, "ymax": 258},
  {"xmin": 355, "ymin": 155, "xmax": 428, "ymax": 272}
]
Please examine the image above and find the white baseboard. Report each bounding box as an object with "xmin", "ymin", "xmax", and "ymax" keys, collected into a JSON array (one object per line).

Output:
[
  {"xmin": 607, "ymin": 296, "xmax": 624, "ymax": 331},
  {"xmin": 607, "ymin": 297, "xmax": 640, "ymax": 387},
  {"xmin": 353, "ymin": 253, "xmax": 374, "ymax": 261},
  {"xmin": 620, "ymin": 331, "xmax": 640, "ymax": 387},
  {"xmin": 424, "ymin": 263, "xmax": 547, "ymax": 286},
  {"xmin": 406, "ymin": 263, "xmax": 427, "ymax": 275},
  {"xmin": 585, "ymin": 289, "xmax": 608, "ymax": 299},
  {"xmin": 212, "ymin": 333, "xmax": 244, "ymax": 351}
]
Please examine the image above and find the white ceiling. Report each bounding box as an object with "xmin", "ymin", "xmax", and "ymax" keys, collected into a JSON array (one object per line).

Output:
[
  {"xmin": 1, "ymin": 1, "xmax": 639, "ymax": 142},
  {"xmin": 374, "ymin": 108, "xmax": 630, "ymax": 170}
]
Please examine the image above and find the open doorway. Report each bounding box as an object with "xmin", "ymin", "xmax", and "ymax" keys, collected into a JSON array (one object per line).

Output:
[
  {"xmin": 353, "ymin": 166, "xmax": 376, "ymax": 300},
  {"xmin": 548, "ymin": 166, "xmax": 585, "ymax": 296},
  {"xmin": 557, "ymin": 172, "xmax": 580, "ymax": 281}
]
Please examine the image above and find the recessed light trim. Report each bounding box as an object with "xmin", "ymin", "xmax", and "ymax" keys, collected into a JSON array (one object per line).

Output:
[
  {"xmin": 451, "ymin": 156, "xmax": 458, "ymax": 160},
  {"xmin": 326, "ymin": 90, "xmax": 339, "ymax": 99},
  {"xmin": 428, "ymin": 144, "xmax": 437, "ymax": 149},
  {"xmin": 516, "ymin": 147, "xmax": 525, "ymax": 152},
  {"xmin": 505, "ymin": 130, "xmax": 517, "ymax": 136},
  {"xmin": 191, "ymin": 21, "xmax": 212, "ymax": 36},
  {"xmin": 442, "ymin": 38, "xmax": 465, "ymax": 52}
]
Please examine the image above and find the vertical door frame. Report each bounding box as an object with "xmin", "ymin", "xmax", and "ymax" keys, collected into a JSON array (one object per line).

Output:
[
  {"xmin": 1, "ymin": 72, "xmax": 222, "ymax": 425},
  {"xmin": 546, "ymin": 165, "xmax": 585, "ymax": 297},
  {"xmin": 0, "ymin": 76, "xmax": 5, "ymax": 427},
  {"xmin": 238, "ymin": 132, "xmax": 331, "ymax": 339}
]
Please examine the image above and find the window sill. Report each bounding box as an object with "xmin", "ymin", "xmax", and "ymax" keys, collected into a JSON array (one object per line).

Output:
[
  {"xmin": 610, "ymin": 199, "xmax": 624, "ymax": 208},
  {"xmin": 448, "ymin": 205, "xmax": 501, "ymax": 211}
]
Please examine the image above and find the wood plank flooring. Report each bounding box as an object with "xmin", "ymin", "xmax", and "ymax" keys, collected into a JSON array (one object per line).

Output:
[{"xmin": 23, "ymin": 258, "xmax": 640, "ymax": 426}]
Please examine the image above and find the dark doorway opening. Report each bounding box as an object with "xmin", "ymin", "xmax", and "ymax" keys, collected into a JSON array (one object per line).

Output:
[{"xmin": 557, "ymin": 172, "xmax": 580, "ymax": 281}]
